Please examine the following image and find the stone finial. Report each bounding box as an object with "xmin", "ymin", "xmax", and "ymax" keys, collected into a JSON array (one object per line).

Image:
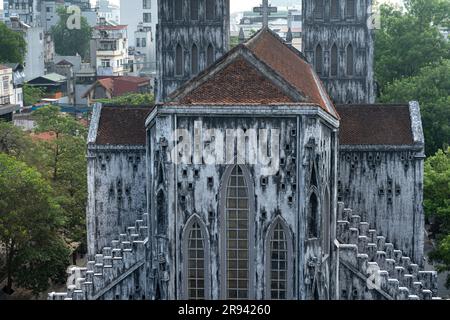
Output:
[
  {"xmin": 286, "ymin": 27, "xmax": 293, "ymax": 45},
  {"xmin": 239, "ymin": 27, "xmax": 245, "ymax": 44}
]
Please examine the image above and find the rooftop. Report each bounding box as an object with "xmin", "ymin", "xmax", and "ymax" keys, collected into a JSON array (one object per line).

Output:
[
  {"xmin": 95, "ymin": 106, "xmax": 153, "ymax": 146},
  {"xmin": 336, "ymin": 104, "xmax": 415, "ymax": 146}
]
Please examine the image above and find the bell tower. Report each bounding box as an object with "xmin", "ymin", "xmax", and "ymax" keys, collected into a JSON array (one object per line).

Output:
[
  {"xmin": 302, "ymin": 0, "xmax": 375, "ymax": 104},
  {"xmin": 156, "ymin": 0, "xmax": 230, "ymax": 102}
]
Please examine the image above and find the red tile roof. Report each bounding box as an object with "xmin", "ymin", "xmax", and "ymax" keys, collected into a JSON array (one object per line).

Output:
[
  {"xmin": 168, "ymin": 28, "xmax": 337, "ymax": 118},
  {"xmin": 336, "ymin": 104, "xmax": 414, "ymax": 145},
  {"xmin": 179, "ymin": 57, "xmax": 295, "ymax": 104},
  {"xmin": 95, "ymin": 106, "xmax": 153, "ymax": 145},
  {"xmin": 246, "ymin": 29, "xmax": 334, "ymax": 114},
  {"xmin": 84, "ymin": 76, "xmax": 150, "ymax": 98},
  {"xmin": 95, "ymin": 25, "xmax": 127, "ymax": 31}
]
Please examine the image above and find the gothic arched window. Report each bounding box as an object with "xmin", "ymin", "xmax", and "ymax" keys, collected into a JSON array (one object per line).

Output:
[
  {"xmin": 191, "ymin": 44, "xmax": 199, "ymax": 74},
  {"xmin": 184, "ymin": 219, "xmax": 208, "ymax": 300},
  {"xmin": 206, "ymin": 0, "xmax": 215, "ymax": 20},
  {"xmin": 308, "ymin": 192, "xmax": 319, "ymax": 238},
  {"xmin": 315, "ymin": 44, "xmax": 323, "ymax": 75},
  {"xmin": 346, "ymin": 44, "xmax": 354, "ymax": 76},
  {"xmin": 157, "ymin": 191, "xmax": 166, "ymax": 235},
  {"xmin": 190, "ymin": 0, "xmax": 199, "ymax": 21},
  {"xmin": 331, "ymin": 43, "xmax": 338, "ymax": 76},
  {"xmin": 345, "ymin": 0, "xmax": 355, "ymax": 19},
  {"xmin": 174, "ymin": 0, "xmax": 183, "ymax": 21},
  {"xmin": 314, "ymin": 0, "xmax": 324, "ymax": 19},
  {"xmin": 207, "ymin": 43, "xmax": 214, "ymax": 66},
  {"xmin": 225, "ymin": 165, "xmax": 250, "ymax": 300},
  {"xmin": 175, "ymin": 43, "xmax": 183, "ymax": 76},
  {"xmin": 266, "ymin": 220, "xmax": 293, "ymax": 300},
  {"xmin": 331, "ymin": 0, "xmax": 339, "ymax": 20}
]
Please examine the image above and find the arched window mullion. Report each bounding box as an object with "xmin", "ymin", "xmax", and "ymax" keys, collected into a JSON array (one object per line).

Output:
[{"xmin": 183, "ymin": 216, "xmax": 210, "ymax": 300}]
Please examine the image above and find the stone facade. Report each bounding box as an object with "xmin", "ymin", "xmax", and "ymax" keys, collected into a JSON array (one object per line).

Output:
[
  {"xmin": 302, "ymin": 0, "xmax": 375, "ymax": 104},
  {"xmin": 48, "ymin": 2, "xmax": 437, "ymax": 301},
  {"xmin": 156, "ymin": 0, "xmax": 230, "ymax": 102}
]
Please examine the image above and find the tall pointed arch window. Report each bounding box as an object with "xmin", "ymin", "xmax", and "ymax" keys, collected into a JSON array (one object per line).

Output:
[
  {"xmin": 266, "ymin": 220, "xmax": 293, "ymax": 300},
  {"xmin": 190, "ymin": 0, "xmax": 199, "ymax": 20},
  {"xmin": 346, "ymin": 44, "xmax": 354, "ymax": 76},
  {"xmin": 174, "ymin": 0, "xmax": 183, "ymax": 21},
  {"xmin": 330, "ymin": 43, "xmax": 338, "ymax": 76},
  {"xmin": 315, "ymin": 44, "xmax": 323, "ymax": 75},
  {"xmin": 331, "ymin": 0, "xmax": 339, "ymax": 20},
  {"xmin": 345, "ymin": 0, "xmax": 355, "ymax": 19},
  {"xmin": 314, "ymin": 0, "xmax": 324, "ymax": 19},
  {"xmin": 191, "ymin": 44, "xmax": 199, "ymax": 74},
  {"xmin": 206, "ymin": 43, "xmax": 214, "ymax": 66},
  {"xmin": 186, "ymin": 221, "xmax": 205, "ymax": 299},
  {"xmin": 322, "ymin": 187, "xmax": 331, "ymax": 255},
  {"xmin": 225, "ymin": 166, "xmax": 250, "ymax": 300},
  {"xmin": 308, "ymin": 192, "xmax": 319, "ymax": 238},
  {"xmin": 206, "ymin": 0, "xmax": 215, "ymax": 20},
  {"xmin": 175, "ymin": 43, "xmax": 183, "ymax": 76}
]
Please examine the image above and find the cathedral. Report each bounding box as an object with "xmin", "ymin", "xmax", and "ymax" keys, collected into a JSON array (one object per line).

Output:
[{"xmin": 49, "ymin": 0, "xmax": 439, "ymax": 300}]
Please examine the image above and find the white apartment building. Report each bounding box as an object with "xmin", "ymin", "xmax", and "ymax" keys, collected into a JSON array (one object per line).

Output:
[
  {"xmin": 96, "ymin": 0, "xmax": 120, "ymax": 24},
  {"xmin": 91, "ymin": 21, "xmax": 129, "ymax": 76},
  {"xmin": 120, "ymin": 0, "xmax": 157, "ymax": 72},
  {"xmin": 8, "ymin": 16, "xmax": 45, "ymax": 81}
]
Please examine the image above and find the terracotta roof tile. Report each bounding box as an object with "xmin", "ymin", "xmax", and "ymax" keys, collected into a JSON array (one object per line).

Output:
[
  {"xmin": 95, "ymin": 106, "xmax": 153, "ymax": 145},
  {"xmin": 336, "ymin": 104, "xmax": 414, "ymax": 145},
  {"xmin": 246, "ymin": 29, "xmax": 336, "ymax": 116},
  {"xmin": 179, "ymin": 57, "xmax": 295, "ymax": 104}
]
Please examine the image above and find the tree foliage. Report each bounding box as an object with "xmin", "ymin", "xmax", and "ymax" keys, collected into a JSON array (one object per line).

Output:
[
  {"xmin": 0, "ymin": 22, "xmax": 26, "ymax": 64},
  {"xmin": 425, "ymin": 148, "xmax": 450, "ymax": 287},
  {"xmin": 50, "ymin": 6, "xmax": 92, "ymax": 59},
  {"xmin": 0, "ymin": 154, "xmax": 69, "ymax": 295},
  {"xmin": 23, "ymin": 84, "xmax": 45, "ymax": 106},
  {"xmin": 380, "ymin": 60, "xmax": 450, "ymax": 155},
  {"xmin": 374, "ymin": 3, "xmax": 450, "ymax": 93},
  {"xmin": 96, "ymin": 93, "xmax": 155, "ymax": 106}
]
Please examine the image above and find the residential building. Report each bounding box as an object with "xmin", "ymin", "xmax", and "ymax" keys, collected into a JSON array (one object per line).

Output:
[
  {"xmin": 96, "ymin": 0, "xmax": 120, "ymax": 24},
  {"xmin": 27, "ymin": 73, "xmax": 69, "ymax": 103},
  {"xmin": 120, "ymin": 0, "xmax": 157, "ymax": 72},
  {"xmin": 82, "ymin": 75, "xmax": 151, "ymax": 105},
  {"xmin": 3, "ymin": 63, "xmax": 25, "ymax": 108},
  {"xmin": 0, "ymin": 64, "xmax": 20, "ymax": 121},
  {"xmin": 91, "ymin": 20, "xmax": 129, "ymax": 76},
  {"xmin": 8, "ymin": 16, "xmax": 45, "ymax": 81},
  {"xmin": 75, "ymin": 62, "xmax": 96, "ymax": 105}
]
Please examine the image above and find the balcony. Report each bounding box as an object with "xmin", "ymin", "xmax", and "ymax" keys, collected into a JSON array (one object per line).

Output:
[{"xmin": 0, "ymin": 95, "xmax": 11, "ymax": 105}]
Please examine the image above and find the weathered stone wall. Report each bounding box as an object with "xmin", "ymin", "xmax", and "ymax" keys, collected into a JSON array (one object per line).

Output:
[
  {"xmin": 156, "ymin": 0, "xmax": 230, "ymax": 102},
  {"xmin": 146, "ymin": 105, "xmax": 339, "ymax": 300},
  {"xmin": 337, "ymin": 147, "xmax": 425, "ymax": 264},
  {"xmin": 87, "ymin": 146, "xmax": 147, "ymax": 257},
  {"xmin": 302, "ymin": 0, "xmax": 375, "ymax": 104}
]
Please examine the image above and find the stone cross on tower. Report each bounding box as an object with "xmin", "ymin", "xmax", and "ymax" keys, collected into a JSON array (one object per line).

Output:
[{"xmin": 253, "ymin": 0, "xmax": 277, "ymax": 28}]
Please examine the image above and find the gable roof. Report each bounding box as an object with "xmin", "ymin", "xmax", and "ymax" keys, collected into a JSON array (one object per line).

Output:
[
  {"xmin": 336, "ymin": 104, "xmax": 415, "ymax": 145},
  {"xmin": 83, "ymin": 76, "xmax": 150, "ymax": 98},
  {"xmin": 95, "ymin": 106, "xmax": 154, "ymax": 145},
  {"xmin": 168, "ymin": 28, "xmax": 338, "ymax": 119},
  {"xmin": 56, "ymin": 59, "xmax": 74, "ymax": 66},
  {"xmin": 179, "ymin": 57, "xmax": 296, "ymax": 104}
]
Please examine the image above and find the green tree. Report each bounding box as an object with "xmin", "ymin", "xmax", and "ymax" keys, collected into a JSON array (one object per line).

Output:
[
  {"xmin": 33, "ymin": 106, "xmax": 88, "ymax": 256},
  {"xmin": 380, "ymin": 60, "xmax": 450, "ymax": 155},
  {"xmin": 51, "ymin": 6, "xmax": 92, "ymax": 59},
  {"xmin": 0, "ymin": 121, "xmax": 46, "ymax": 170},
  {"xmin": 96, "ymin": 93, "xmax": 155, "ymax": 106},
  {"xmin": 0, "ymin": 22, "xmax": 26, "ymax": 64},
  {"xmin": 375, "ymin": 4, "xmax": 450, "ymax": 93},
  {"xmin": 425, "ymin": 148, "xmax": 450, "ymax": 287},
  {"xmin": 0, "ymin": 154, "xmax": 70, "ymax": 295},
  {"xmin": 23, "ymin": 84, "xmax": 44, "ymax": 106}
]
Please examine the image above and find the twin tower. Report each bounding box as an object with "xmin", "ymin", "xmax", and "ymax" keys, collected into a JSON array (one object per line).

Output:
[{"xmin": 156, "ymin": 0, "xmax": 375, "ymax": 105}]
